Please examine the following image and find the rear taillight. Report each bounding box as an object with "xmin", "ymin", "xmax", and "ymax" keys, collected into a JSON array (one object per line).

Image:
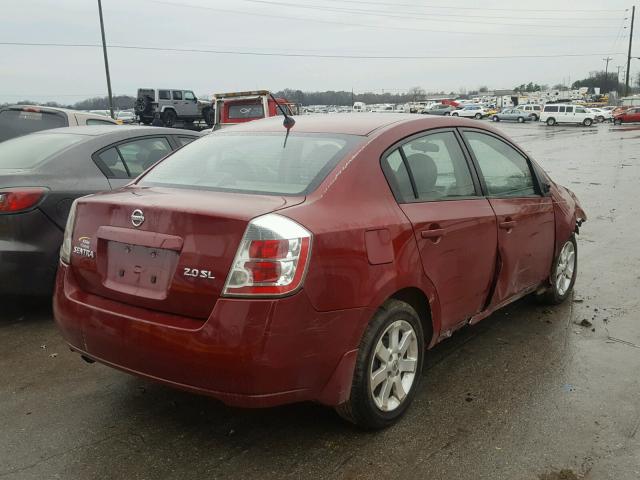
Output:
[
  {"xmin": 59, "ymin": 200, "xmax": 78, "ymax": 264},
  {"xmin": 0, "ymin": 187, "xmax": 47, "ymax": 213},
  {"xmin": 223, "ymin": 213, "xmax": 312, "ymax": 297}
]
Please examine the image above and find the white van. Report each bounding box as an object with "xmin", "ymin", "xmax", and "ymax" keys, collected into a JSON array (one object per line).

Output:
[
  {"xmin": 540, "ymin": 104, "xmax": 594, "ymax": 126},
  {"xmin": 519, "ymin": 104, "xmax": 542, "ymax": 120}
]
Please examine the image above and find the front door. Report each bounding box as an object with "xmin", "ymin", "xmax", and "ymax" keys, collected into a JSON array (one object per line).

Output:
[
  {"xmin": 182, "ymin": 91, "xmax": 199, "ymax": 118},
  {"xmin": 382, "ymin": 130, "xmax": 498, "ymax": 331},
  {"xmin": 461, "ymin": 130, "xmax": 555, "ymax": 305}
]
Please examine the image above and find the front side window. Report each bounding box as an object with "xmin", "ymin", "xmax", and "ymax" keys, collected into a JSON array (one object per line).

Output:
[
  {"xmin": 463, "ymin": 131, "xmax": 536, "ymax": 197},
  {"xmin": 140, "ymin": 133, "xmax": 362, "ymax": 195},
  {"xmin": 401, "ymin": 131, "xmax": 476, "ymax": 201},
  {"xmin": 184, "ymin": 91, "xmax": 196, "ymax": 101},
  {"xmin": 117, "ymin": 137, "xmax": 172, "ymax": 177},
  {"xmin": 575, "ymin": 107, "xmax": 586, "ymax": 113}
]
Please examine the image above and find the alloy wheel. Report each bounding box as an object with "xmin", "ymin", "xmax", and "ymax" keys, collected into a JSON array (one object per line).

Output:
[
  {"xmin": 369, "ymin": 320, "xmax": 418, "ymax": 412},
  {"xmin": 555, "ymin": 241, "xmax": 575, "ymax": 296}
]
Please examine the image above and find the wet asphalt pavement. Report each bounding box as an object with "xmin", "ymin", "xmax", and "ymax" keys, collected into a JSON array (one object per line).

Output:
[{"xmin": 1, "ymin": 121, "xmax": 639, "ymax": 480}]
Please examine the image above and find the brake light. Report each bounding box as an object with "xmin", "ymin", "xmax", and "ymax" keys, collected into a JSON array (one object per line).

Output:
[
  {"xmin": 223, "ymin": 214, "xmax": 312, "ymax": 297},
  {"xmin": 0, "ymin": 187, "xmax": 47, "ymax": 213}
]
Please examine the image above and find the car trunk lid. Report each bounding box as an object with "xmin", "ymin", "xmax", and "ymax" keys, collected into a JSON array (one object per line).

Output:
[{"xmin": 70, "ymin": 186, "xmax": 304, "ymax": 318}]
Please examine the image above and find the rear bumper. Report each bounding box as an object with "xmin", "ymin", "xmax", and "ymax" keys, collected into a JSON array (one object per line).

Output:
[
  {"xmin": 0, "ymin": 210, "xmax": 62, "ymax": 296},
  {"xmin": 53, "ymin": 264, "xmax": 372, "ymax": 407}
]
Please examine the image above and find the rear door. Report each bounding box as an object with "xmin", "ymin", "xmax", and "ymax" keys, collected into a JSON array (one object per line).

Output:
[
  {"xmin": 382, "ymin": 129, "xmax": 497, "ymax": 331},
  {"xmin": 461, "ymin": 129, "xmax": 555, "ymax": 306},
  {"xmin": 171, "ymin": 90, "xmax": 184, "ymax": 115}
]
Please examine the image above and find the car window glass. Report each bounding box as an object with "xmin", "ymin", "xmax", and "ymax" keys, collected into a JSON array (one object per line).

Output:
[
  {"xmin": 184, "ymin": 91, "xmax": 195, "ymax": 101},
  {"xmin": 402, "ymin": 132, "xmax": 476, "ymax": 200},
  {"xmin": 0, "ymin": 109, "xmax": 68, "ymax": 142},
  {"xmin": 545, "ymin": 106, "xmax": 559, "ymax": 112},
  {"xmin": 463, "ymin": 131, "xmax": 536, "ymax": 197},
  {"xmin": 381, "ymin": 149, "xmax": 413, "ymax": 202},
  {"xmin": 116, "ymin": 137, "xmax": 172, "ymax": 177},
  {"xmin": 0, "ymin": 133, "xmax": 84, "ymax": 169},
  {"xmin": 86, "ymin": 119, "xmax": 116, "ymax": 126},
  {"xmin": 176, "ymin": 136, "xmax": 197, "ymax": 146},
  {"xmin": 140, "ymin": 133, "xmax": 361, "ymax": 196},
  {"xmin": 575, "ymin": 107, "xmax": 586, "ymax": 113},
  {"xmin": 158, "ymin": 90, "xmax": 170, "ymax": 100},
  {"xmin": 172, "ymin": 91, "xmax": 183, "ymax": 100},
  {"xmin": 228, "ymin": 103, "xmax": 264, "ymax": 119},
  {"xmin": 96, "ymin": 147, "xmax": 129, "ymax": 179},
  {"xmin": 565, "ymin": 106, "xmax": 574, "ymax": 113},
  {"xmin": 558, "ymin": 106, "xmax": 566, "ymax": 113}
]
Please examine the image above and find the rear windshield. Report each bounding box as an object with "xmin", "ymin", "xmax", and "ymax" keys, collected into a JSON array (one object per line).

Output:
[
  {"xmin": 0, "ymin": 133, "xmax": 85, "ymax": 169},
  {"xmin": 0, "ymin": 109, "xmax": 68, "ymax": 142},
  {"xmin": 227, "ymin": 103, "xmax": 264, "ymax": 119},
  {"xmin": 139, "ymin": 133, "xmax": 363, "ymax": 195}
]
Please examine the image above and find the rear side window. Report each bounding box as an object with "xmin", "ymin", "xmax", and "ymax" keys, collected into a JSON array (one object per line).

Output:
[
  {"xmin": 381, "ymin": 150, "xmax": 413, "ymax": 202},
  {"xmin": 565, "ymin": 106, "xmax": 574, "ymax": 113},
  {"xmin": 117, "ymin": 137, "xmax": 172, "ymax": 176},
  {"xmin": 140, "ymin": 133, "xmax": 362, "ymax": 195},
  {"xmin": 402, "ymin": 132, "xmax": 476, "ymax": 200},
  {"xmin": 544, "ymin": 106, "xmax": 559, "ymax": 113},
  {"xmin": 0, "ymin": 109, "xmax": 68, "ymax": 142},
  {"xmin": 0, "ymin": 133, "xmax": 84, "ymax": 169},
  {"xmin": 159, "ymin": 90, "xmax": 170, "ymax": 100},
  {"xmin": 86, "ymin": 118, "xmax": 116, "ymax": 126},
  {"xmin": 227, "ymin": 103, "xmax": 264, "ymax": 119},
  {"xmin": 172, "ymin": 91, "xmax": 183, "ymax": 100},
  {"xmin": 176, "ymin": 136, "xmax": 197, "ymax": 146},
  {"xmin": 96, "ymin": 147, "xmax": 129, "ymax": 178},
  {"xmin": 463, "ymin": 131, "xmax": 536, "ymax": 197}
]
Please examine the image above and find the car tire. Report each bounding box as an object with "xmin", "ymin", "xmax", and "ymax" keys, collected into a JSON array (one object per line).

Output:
[
  {"xmin": 546, "ymin": 117, "xmax": 556, "ymax": 126},
  {"xmin": 444, "ymin": 112, "xmax": 451, "ymax": 116},
  {"xmin": 537, "ymin": 236, "xmax": 577, "ymax": 305},
  {"xmin": 492, "ymin": 116, "xmax": 500, "ymax": 122},
  {"xmin": 532, "ymin": 114, "xmax": 539, "ymax": 121},
  {"xmin": 335, "ymin": 299, "xmax": 424, "ymax": 430},
  {"xmin": 202, "ymin": 107, "xmax": 214, "ymax": 127},
  {"xmin": 474, "ymin": 113, "xmax": 482, "ymax": 119},
  {"xmin": 517, "ymin": 116, "xmax": 525, "ymax": 123},
  {"xmin": 614, "ymin": 118, "xmax": 622, "ymax": 125},
  {"xmin": 597, "ymin": 115, "xmax": 605, "ymax": 123},
  {"xmin": 583, "ymin": 118, "xmax": 593, "ymax": 127},
  {"xmin": 161, "ymin": 109, "xmax": 177, "ymax": 127},
  {"xmin": 134, "ymin": 96, "xmax": 153, "ymax": 116},
  {"xmin": 451, "ymin": 112, "xmax": 458, "ymax": 117}
]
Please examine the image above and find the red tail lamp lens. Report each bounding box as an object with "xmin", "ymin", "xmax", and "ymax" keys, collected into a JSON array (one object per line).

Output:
[
  {"xmin": 0, "ymin": 188, "xmax": 47, "ymax": 213},
  {"xmin": 249, "ymin": 239, "xmax": 289, "ymax": 259},
  {"xmin": 245, "ymin": 261, "xmax": 281, "ymax": 283}
]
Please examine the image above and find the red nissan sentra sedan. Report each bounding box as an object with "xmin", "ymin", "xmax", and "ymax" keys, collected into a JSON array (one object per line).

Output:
[{"xmin": 54, "ymin": 113, "xmax": 586, "ymax": 429}]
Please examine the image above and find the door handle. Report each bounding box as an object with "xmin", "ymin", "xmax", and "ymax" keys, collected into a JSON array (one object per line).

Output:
[
  {"xmin": 421, "ymin": 228, "xmax": 445, "ymax": 239},
  {"xmin": 499, "ymin": 220, "xmax": 517, "ymax": 230}
]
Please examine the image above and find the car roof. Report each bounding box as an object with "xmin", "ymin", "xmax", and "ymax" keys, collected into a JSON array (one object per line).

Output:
[
  {"xmin": 30, "ymin": 125, "xmax": 204, "ymax": 137},
  {"xmin": 222, "ymin": 113, "xmax": 480, "ymax": 136}
]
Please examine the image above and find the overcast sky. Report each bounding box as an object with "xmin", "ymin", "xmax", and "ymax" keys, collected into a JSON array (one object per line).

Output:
[{"xmin": 0, "ymin": 0, "xmax": 635, "ymax": 103}]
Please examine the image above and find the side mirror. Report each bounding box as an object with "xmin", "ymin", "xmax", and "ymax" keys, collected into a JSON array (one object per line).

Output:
[{"xmin": 542, "ymin": 182, "xmax": 551, "ymax": 194}]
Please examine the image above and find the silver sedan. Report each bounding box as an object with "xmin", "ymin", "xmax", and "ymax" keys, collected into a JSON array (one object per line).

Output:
[{"xmin": 491, "ymin": 109, "xmax": 534, "ymax": 123}]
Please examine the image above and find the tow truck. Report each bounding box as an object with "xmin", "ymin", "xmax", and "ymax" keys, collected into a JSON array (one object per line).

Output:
[{"xmin": 211, "ymin": 90, "xmax": 298, "ymax": 130}]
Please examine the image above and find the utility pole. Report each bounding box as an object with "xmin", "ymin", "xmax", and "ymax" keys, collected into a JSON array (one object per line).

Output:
[
  {"xmin": 625, "ymin": 5, "xmax": 635, "ymax": 97},
  {"xmin": 97, "ymin": 0, "xmax": 115, "ymax": 118},
  {"xmin": 603, "ymin": 56, "xmax": 613, "ymax": 94}
]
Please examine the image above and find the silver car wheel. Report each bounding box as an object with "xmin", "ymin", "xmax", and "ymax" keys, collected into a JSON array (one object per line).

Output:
[
  {"xmin": 555, "ymin": 241, "xmax": 575, "ymax": 296},
  {"xmin": 369, "ymin": 320, "xmax": 418, "ymax": 412}
]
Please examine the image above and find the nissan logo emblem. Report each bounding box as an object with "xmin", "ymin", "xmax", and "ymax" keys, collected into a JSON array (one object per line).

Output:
[{"xmin": 131, "ymin": 209, "xmax": 145, "ymax": 227}]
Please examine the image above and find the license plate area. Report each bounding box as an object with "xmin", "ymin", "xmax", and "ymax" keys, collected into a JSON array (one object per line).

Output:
[{"xmin": 103, "ymin": 241, "xmax": 178, "ymax": 300}]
